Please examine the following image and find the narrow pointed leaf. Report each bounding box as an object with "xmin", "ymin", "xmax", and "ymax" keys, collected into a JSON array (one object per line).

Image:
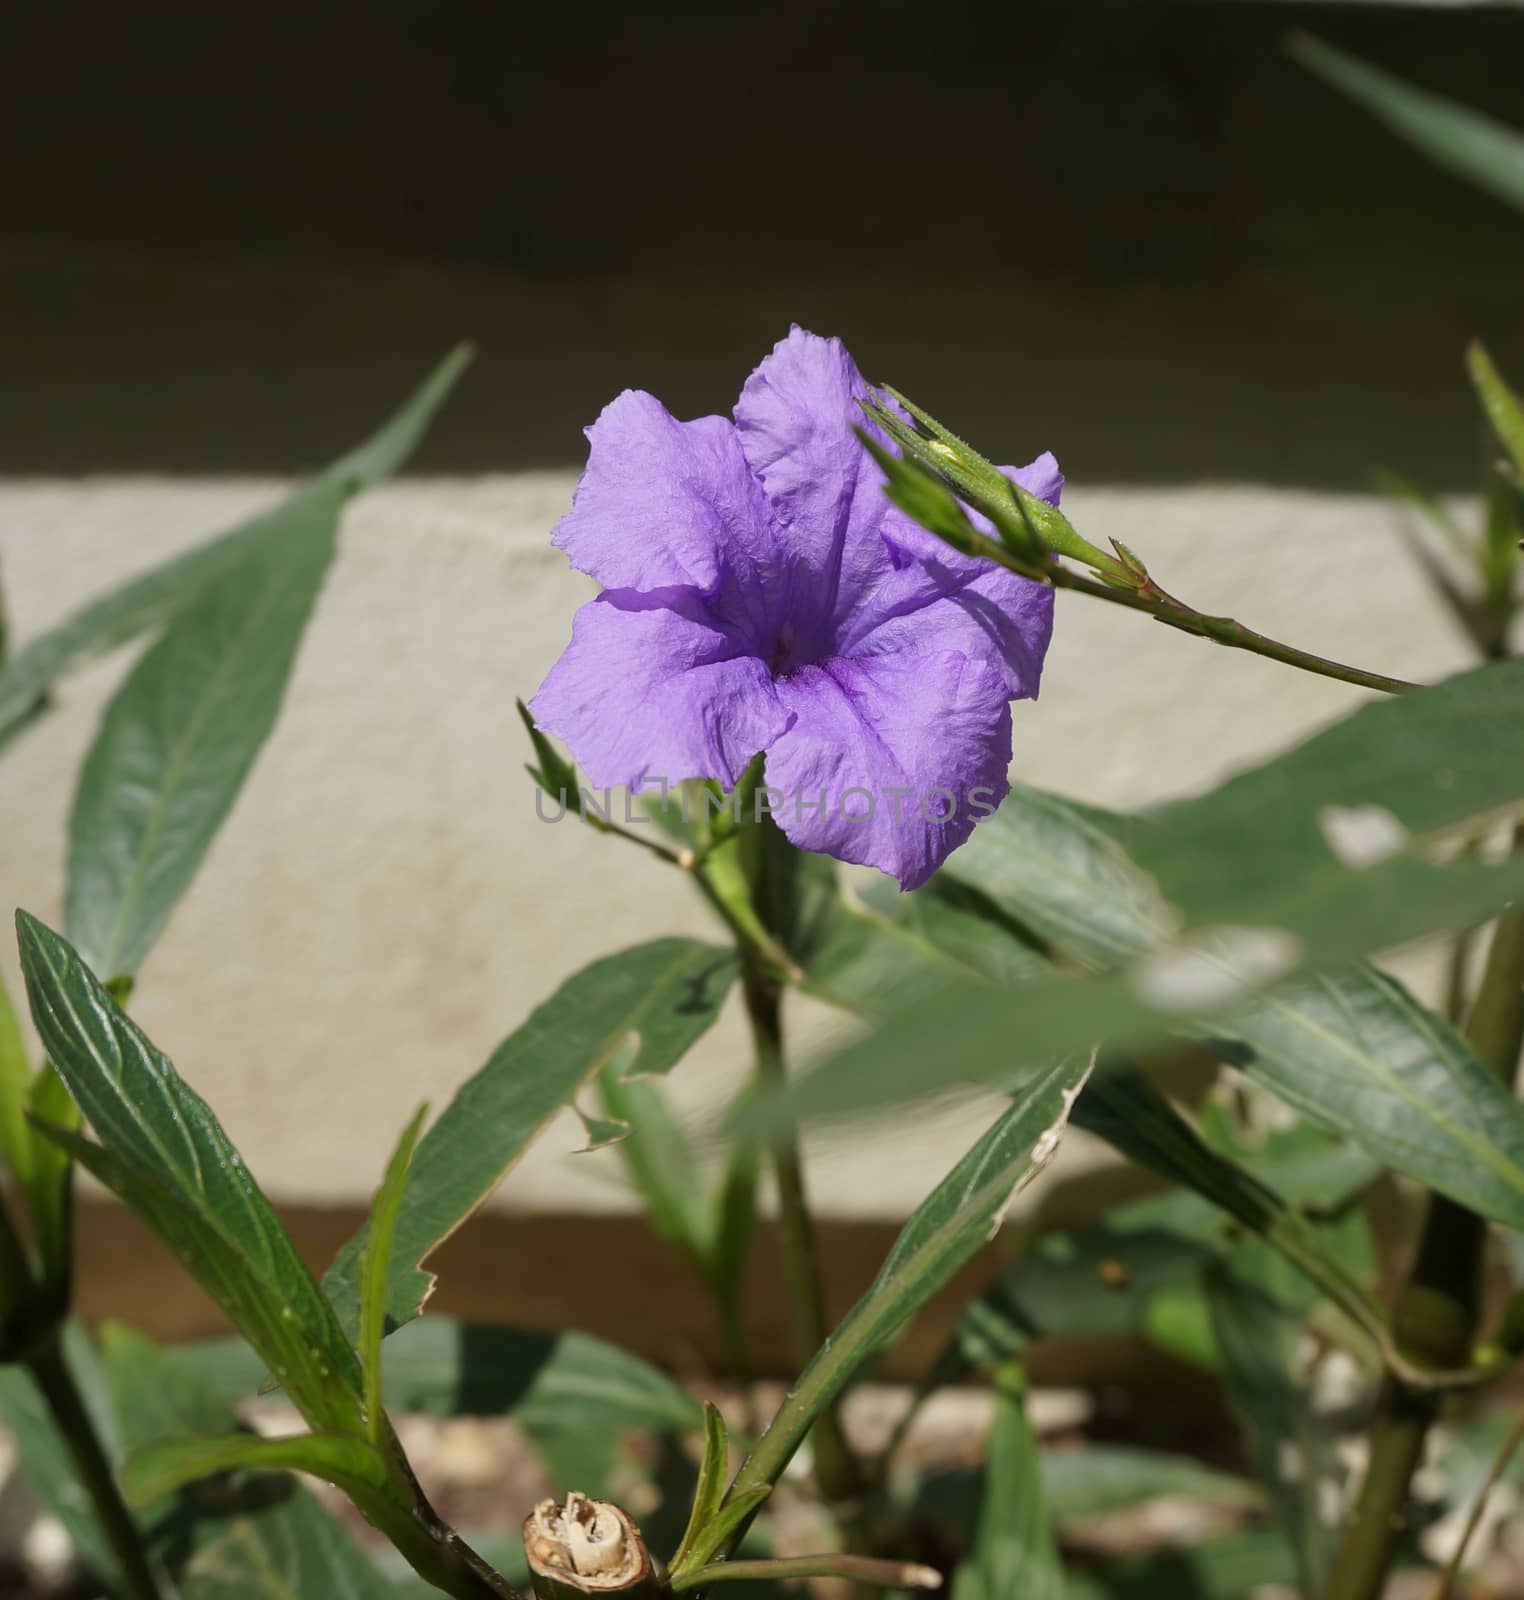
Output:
[
  {"xmin": 15, "ymin": 912, "xmax": 366, "ymax": 1433},
  {"xmin": 1468, "ymin": 341, "xmax": 1524, "ymax": 479},
  {"xmin": 65, "ymin": 479, "xmax": 343, "ymax": 981},
  {"xmin": 669, "ymin": 1403, "xmax": 734, "ymax": 1576},
  {"xmin": 1290, "ymin": 33, "xmax": 1524, "ymax": 215},
  {"xmin": 323, "ymin": 938, "xmax": 737, "ymax": 1338},
  {"xmin": 676, "ymin": 1489, "xmax": 773, "ymax": 1578},
  {"xmin": 0, "ymin": 344, "xmax": 471, "ymax": 749},
  {"xmin": 724, "ymin": 1053, "xmax": 1092, "ymax": 1526},
  {"xmin": 1205, "ymin": 1245, "xmax": 1341, "ymax": 1599},
  {"xmin": 359, "ymin": 1104, "xmax": 428, "ymax": 1442},
  {"xmin": 0, "ymin": 966, "xmax": 34, "ymax": 1180},
  {"xmin": 951, "ymin": 1365, "xmax": 1063, "ymax": 1600}
]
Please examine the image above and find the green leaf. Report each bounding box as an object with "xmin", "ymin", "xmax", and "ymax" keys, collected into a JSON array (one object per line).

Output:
[
  {"xmin": 596, "ymin": 1067, "xmax": 711, "ymax": 1264},
  {"xmin": 24, "ymin": 1061, "xmax": 80, "ymax": 1295},
  {"xmin": 0, "ymin": 965, "xmax": 34, "ymax": 1181},
  {"xmin": 122, "ymin": 1432, "xmax": 390, "ymax": 1510},
  {"xmin": 359, "ymin": 1105, "xmax": 428, "ymax": 1444},
  {"xmin": 799, "ymin": 872, "xmax": 1046, "ymax": 1006},
  {"xmin": 1121, "ymin": 656, "xmax": 1524, "ymax": 947},
  {"xmin": 16, "ymin": 912, "xmax": 367, "ymax": 1434},
  {"xmin": 323, "ymin": 938, "xmax": 738, "ymax": 1339},
  {"xmin": 1290, "ymin": 33, "xmax": 1524, "ymax": 215},
  {"xmin": 0, "ymin": 344, "xmax": 471, "ymax": 750},
  {"xmin": 725, "ymin": 1053, "xmax": 1093, "ymax": 1516},
  {"xmin": 0, "ymin": 1323, "xmax": 120, "ymax": 1580},
  {"xmin": 1073, "ymin": 1065, "xmax": 1388, "ymax": 1350},
  {"xmin": 100, "ymin": 1325, "xmax": 391, "ymax": 1597},
  {"xmin": 1219, "ymin": 966, "xmax": 1524, "ymax": 1233},
  {"xmin": 179, "ymin": 1315, "xmax": 704, "ymax": 1440},
  {"xmin": 1040, "ymin": 1444, "xmax": 1259, "ymax": 1522},
  {"xmin": 1468, "ymin": 341, "xmax": 1524, "ymax": 480},
  {"xmin": 949, "ymin": 783, "xmax": 1524, "ymax": 1231},
  {"xmin": 672, "ymin": 1489, "xmax": 772, "ymax": 1578},
  {"xmin": 1063, "ymin": 1530, "xmax": 1299, "ymax": 1600},
  {"xmin": 64, "ymin": 480, "xmax": 342, "ymax": 981},
  {"xmin": 941, "ymin": 781, "xmax": 1166, "ymax": 968},
  {"xmin": 951, "ymin": 1365, "xmax": 1063, "ymax": 1600},
  {"xmin": 669, "ymin": 1403, "xmax": 732, "ymax": 1576},
  {"xmin": 785, "ymin": 679, "xmax": 1524, "ymax": 1229},
  {"xmin": 1205, "ymin": 1244, "xmax": 1341, "ymax": 1599}
]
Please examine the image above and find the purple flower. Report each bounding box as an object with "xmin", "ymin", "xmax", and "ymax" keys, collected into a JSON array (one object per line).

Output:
[{"xmin": 531, "ymin": 328, "xmax": 1058, "ymax": 890}]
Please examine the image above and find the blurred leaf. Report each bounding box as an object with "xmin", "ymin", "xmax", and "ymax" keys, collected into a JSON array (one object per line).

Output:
[
  {"xmin": 358, "ymin": 1105, "xmax": 428, "ymax": 1443},
  {"xmin": 783, "ymin": 672, "xmax": 1524, "ymax": 1226},
  {"xmin": 1468, "ymin": 341, "xmax": 1524, "ymax": 480},
  {"xmin": 954, "ymin": 787, "xmax": 1524, "ymax": 1229},
  {"xmin": 24, "ymin": 1060, "xmax": 79, "ymax": 1294},
  {"xmin": 16, "ymin": 912, "xmax": 367, "ymax": 1434},
  {"xmin": 0, "ymin": 345, "xmax": 471, "ymax": 751},
  {"xmin": 1040, "ymin": 1444, "xmax": 1259, "ymax": 1522},
  {"xmin": 177, "ymin": 1498, "xmax": 394, "ymax": 1600},
  {"xmin": 951, "ymin": 1366, "xmax": 1063, "ymax": 1600},
  {"xmin": 1121, "ymin": 656, "xmax": 1524, "ymax": 945},
  {"xmin": 1074, "ymin": 1066, "xmax": 1387, "ymax": 1346},
  {"xmin": 178, "ymin": 1315, "xmax": 703, "ymax": 1440},
  {"xmin": 597, "ymin": 1066, "xmax": 711, "ymax": 1267},
  {"xmin": 1205, "ymin": 1244, "xmax": 1340, "ymax": 1598},
  {"xmin": 928, "ymin": 1092, "xmax": 1380, "ymax": 1397},
  {"xmin": 726, "ymin": 1053, "xmax": 1093, "ymax": 1508},
  {"xmin": 0, "ymin": 1323, "xmax": 120, "ymax": 1580},
  {"xmin": 1290, "ymin": 33, "xmax": 1524, "ymax": 214},
  {"xmin": 1063, "ymin": 1529, "xmax": 1298, "ymax": 1600},
  {"xmin": 101, "ymin": 1325, "xmax": 392, "ymax": 1597},
  {"xmin": 0, "ymin": 966, "xmax": 33, "ymax": 1181},
  {"xmin": 941, "ymin": 783, "xmax": 1166, "ymax": 967},
  {"xmin": 65, "ymin": 480, "xmax": 343, "ymax": 981},
  {"xmin": 799, "ymin": 867, "xmax": 1046, "ymax": 1007},
  {"xmin": 323, "ymin": 938, "xmax": 738, "ymax": 1338},
  {"xmin": 122, "ymin": 1432, "xmax": 389, "ymax": 1510}
]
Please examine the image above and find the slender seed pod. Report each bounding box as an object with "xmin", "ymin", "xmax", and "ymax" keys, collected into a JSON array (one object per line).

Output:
[{"xmin": 522, "ymin": 1494, "xmax": 662, "ymax": 1600}]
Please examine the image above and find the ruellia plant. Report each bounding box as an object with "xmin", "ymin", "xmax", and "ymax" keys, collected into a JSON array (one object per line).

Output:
[{"xmin": 2, "ymin": 307, "xmax": 1524, "ymax": 1600}]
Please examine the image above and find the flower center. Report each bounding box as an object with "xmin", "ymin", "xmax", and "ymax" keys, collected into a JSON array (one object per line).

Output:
[{"xmin": 768, "ymin": 623, "xmax": 803, "ymax": 678}]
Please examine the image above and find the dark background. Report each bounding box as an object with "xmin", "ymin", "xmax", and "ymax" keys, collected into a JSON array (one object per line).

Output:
[{"xmin": 3, "ymin": 0, "xmax": 1522, "ymax": 485}]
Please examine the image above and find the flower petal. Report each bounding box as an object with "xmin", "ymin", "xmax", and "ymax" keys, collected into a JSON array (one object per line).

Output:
[
  {"xmin": 845, "ymin": 563, "xmax": 1054, "ymax": 701},
  {"xmin": 832, "ymin": 451, "xmax": 1060, "ymax": 698},
  {"xmin": 734, "ymin": 327, "xmax": 909, "ymax": 634},
  {"xmin": 553, "ymin": 390, "xmax": 783, "ymax": 617},
  {"xmin": 761, "ymin": 653, "xmax": 1013, "ymax": 891},
  {"xmin": 531, "ymin": 591, "xmax": 790, "ymax": 790}
]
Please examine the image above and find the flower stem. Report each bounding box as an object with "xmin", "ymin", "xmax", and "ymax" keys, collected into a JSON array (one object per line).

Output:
[
  {"xmin": 1038, "ymin": 549, "xmax": 1417, "ymax": 696},
  {"xmin": 739, "ymin": 954, "xmax": 862, "ymax": 1508},
  {"xmin": 1324, "ymin": 897, "xmax": 1524, "ymax": 1600},
  {"xmin": 1430, "ymin": 1395, "xmax": 1524, "ymax": 1600},
  {"xmin": 25, "ymin": 1332, "xmax": 167, "ymax": 1600},
  {"xmin": 670, "ymin": 1554, "xmax": 941, "ymax": 1592}
]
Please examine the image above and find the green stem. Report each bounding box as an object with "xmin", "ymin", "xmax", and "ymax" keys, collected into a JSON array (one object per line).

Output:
[
  {"xmin": 1028, "ymin": 545, "xmax": 1416, "ymax": 696},
  {"xmin": 670, "ymin": 1554, "xmax": 940, "ymax": 1592},
  {"xmin": 26, "ymin": 1333, "xmax": 167, "ymax": 1600},
  {"xmin": 739, "ymin": 956, "xmax": 862, "ymax": 1508},
  {"xmin": 1430, "ymin": 1395, "xmax": 1524, "ymax": 1600},
  {"xmin": 1324, "ymin": 901, "xmax": 1524, "ymax": 1600}
]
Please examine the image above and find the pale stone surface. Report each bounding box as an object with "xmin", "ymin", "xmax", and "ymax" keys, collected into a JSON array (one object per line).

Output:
[{"xmin": 0, "ymin": 475, "xmax": 1475, "ymax": 1216}]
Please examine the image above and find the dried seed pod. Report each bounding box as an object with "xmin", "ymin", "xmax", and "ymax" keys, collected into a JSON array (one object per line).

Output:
[{"xmin": 522, "ymin": 1494, "xmax": 661, "ymax": 1600}]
